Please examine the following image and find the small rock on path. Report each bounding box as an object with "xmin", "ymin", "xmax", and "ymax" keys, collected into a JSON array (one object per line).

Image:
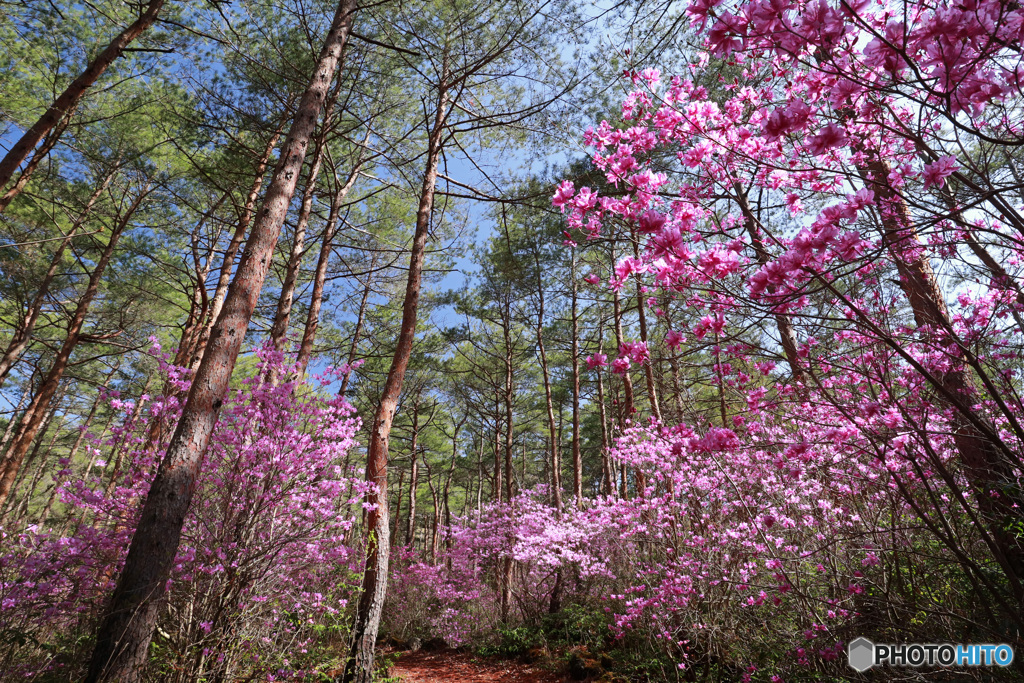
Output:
[{"xmin": 391, "ymin": 649, "xmax": 567, "ymax": 682}]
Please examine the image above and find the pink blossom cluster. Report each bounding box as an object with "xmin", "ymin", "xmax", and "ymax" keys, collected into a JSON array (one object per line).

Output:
[{"xmin": 0, "ymin": 345, "xmax": 369, "ymax": 680}]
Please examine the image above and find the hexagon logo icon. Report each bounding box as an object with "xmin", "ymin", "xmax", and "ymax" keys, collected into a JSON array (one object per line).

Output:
[{"xmin": 848, "ymin": 637, "xmax": 875, "ymax": 672}]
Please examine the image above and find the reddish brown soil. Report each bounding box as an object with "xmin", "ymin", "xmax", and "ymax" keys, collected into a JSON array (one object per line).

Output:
[{"xmin": 391, "ymin": 649, "xmax": 568, "ymax": 682}]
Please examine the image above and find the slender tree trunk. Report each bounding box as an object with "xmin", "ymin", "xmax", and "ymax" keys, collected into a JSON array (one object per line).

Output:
[
  {"xmin": 493, "ymin": 397, "xmax": 503, "ymax": 502},
  {"xmin": 105, "ymin": 376, "xmax": 154, "ymax": 498},
  {"xmin": 39, "ymin": 371, "xmax": 114, "ymax": 525},
  {"xmin": 426, "ymin": 459, "xmax": 439, "ymax": 564},
  {"xmin": 533, "ymin": 249, "xmax": 561, "ymax": 510},
  {"xmin": 269, "ymin": 135, "xmax": 328, "ymax": 354},
  {"xmin": 570, "ymin": 254, "xmax": 582, "ymax": 504},
  {"xmin": 476, "ymin": 434, "xmax": 484, "ymax": 514},
  {"xmin": 596, "ymin": 321, "xmax": 614, "ymax": 497},
  {"xmin": 0, "ymin": 380, "xmax": 33, "ymax": 458},
  {"xmin": 0, "ymin": 170, "xmax": 115, "ymax": 386},
  {"xmin": 1, "ymin": 394, "xmax": 62, "ymax": 524},
  {"xmin": 391, "ymin": 468, "xmax": 404, "ymax": 549},
  {"xmin": 191, "ymin": 125, "xmax": 285, "ymax": 369},
  {"xmin": 11, "ymin": 411, "xmax": 65, "ymax": 526},
  {"xmin": 631, "ymin": 231, "xmax": 661, "ymax": 422},
  {"xmin": 0, "ymin": 0, "xmax": 166, "ymax": 199},
  {"xmin": 295, "ymin": 158, "xmax": 363, "ymax": 380},
  {"xmin": 442, "ymin": 422, "xmax": 460, "ymax": 551},
  {"xmin": 84, "ymin": 6, "xmax": 355, "ymax": 678},
  {"xmin": 858, "ymin": 154, "xmax": 1024, "ymax": 590},
  {"xmin": 0, "ymin": 186, "xmax": 146, "ymax": 508},
  {"xmin": 612, "ymin": 289, "xmax": 640, "ymax": 496},
  {"xmin": 500, "ymin": 303, "xmax": 515, "ymax": 621},
  {"xmin": 173, "ymin": 194, "xmax": 230, "ymax": 369},
  {"xmin": 733, "ymin": 183, "xmax": 805, "ymax": 384},
  {"xmin": 344, "ymin": 73, "xmax": 449, "ymax": 683},
  {"xmin": 405, "ymin": 397, "xmax": 420, "ymax": 546},
  {"xmin": 0, "ymin": 107, "xmax": 75, "ymax": 212}
]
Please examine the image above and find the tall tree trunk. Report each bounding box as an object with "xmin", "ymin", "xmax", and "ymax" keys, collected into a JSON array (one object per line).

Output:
[
  {"xmin": 84, "ymin": 5, "xmax": 355, "ymax": 678},
  {"xmin": 595, "ymin": 320, "xmax": 614, "ymax": 497},
  {"xmin": 442, "ymin": 420, "xmax": 461, "ymax": 552},
  {"xmin": 10, "ymin": 410, "xmax": 65, "ymax": 526},
  {"xmin": 190, "ymin": 124, "xmax": 286, "ymax": 369},
  {"xmin": 0, "ymin": 0, "xmax": 166, "ymax": 199},
  {"xmin": 425, "ymin": 459, "xmax": 440, "ymax": 564},
  {"xmin": 269, "ymin": 129, "xmax": 329, "ymax": 354},
  {"xmin": 391, "ymin": 468, "xmax": 404, "ymax": 549},
  {"xmin": 0, "ymin": 107, "xmax": 75, "ymax": 212},
  {"xmin": 857, "ymin": 154, "xmax": 1024, "ymax": 591},
  {"xmin": 0, "ymin": 170, "xmax": 115, "ymax": 386},
  {"xmin": 0, "ymin": 376, "xmax": 34, "ymax": 457},
  {"xmin": 631, "ymin": 230, "xmax": 661, "ymax": 422},
  {"xmin": 0, "ymin": 185, "xmax": 146, "ymax": 508},
  {"xmin": 733, "ymin": 182, "xmax": 805, "ymax": 384},
  {"xmin": 344, "ymin": 73, "xmax": 449, "ymax": 683},
  {"xmin": 39, "ymin": 371, "xmax": 115, "ymax": 525},
  {"xmin": 611, "ymin": 289, "xmax": 640, "ymax": 497},
  {"xmin": 500, "ymin": 300, "xmax": 515, "ymax": 622},
  {"xmin": 405, "ymin": 397, "xmax": 421, "ymax": 546},
  {"xmin": 295, "ymin": 158, "xmax": 364, "ymax": 380},
  {"xmin": 493, "ymin": 396, "xmax": 503, "ymax": 502},
  {"xmin": 172, "ymin": 194, "xmax": 230, "ymax": 369},
  {"xmin": 533, "ymin": 248, "xmax": 561, "ymax": 511},
  {"xmin": 0, "ymin": 392, "xmax": 62, "ymax": 524},
  {"xmin": 570, "ymin": 253, "xmax": 582, "ymax": 504}
]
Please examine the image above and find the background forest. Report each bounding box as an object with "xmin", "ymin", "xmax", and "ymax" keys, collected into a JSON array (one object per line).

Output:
[{"xmin": 1, "ymin": 0, "xmax": 1023, "ymax": 681}]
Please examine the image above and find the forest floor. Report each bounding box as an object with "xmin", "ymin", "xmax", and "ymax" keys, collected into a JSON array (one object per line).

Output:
[{"xmin": 390, "ymin": 648, "xmax": 569, "ymax": 682}]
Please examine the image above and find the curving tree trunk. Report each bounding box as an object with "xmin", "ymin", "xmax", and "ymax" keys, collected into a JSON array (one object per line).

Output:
[
  {"xmin": 0, "ymin": 185, "xmax": 147, "ymax": 508},
  {"xmin": 295, "ymin": 156, "xmax": 364, "ymax": 380},
  {"xmin": 190, "ymin": 124, "xmax": 286, "ymax": 369},
  {"xmin": 83, "ymin": 3, "xmax": 356, "ymax": 678},
  {"xmin": 857, "ymin": 154, "xmax": 1024, "ymax": 593},
  {"xmin": 732, "ymin": 182, "xmax": 805, "ymax": 384},
  {"xmin": 0, "ymin": 1, "xmax": 166, "ymax": 202},
  {"xmin": 344, "ymin": 74, "xmax": 450, "ymax": 683},
  {"xmin": 0, "ymin": 168, "xmax": 115, "ymax": 387}
]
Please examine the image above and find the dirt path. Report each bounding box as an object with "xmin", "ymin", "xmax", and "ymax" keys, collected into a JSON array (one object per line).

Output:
[{"xmin": 390, "ymin": 649, "xmax": 568, "ymax": 682}]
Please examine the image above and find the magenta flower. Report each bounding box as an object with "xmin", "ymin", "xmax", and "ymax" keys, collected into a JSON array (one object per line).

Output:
[{"xmin": 922, "ymin": 155, "xmax": 958, "ymax": 189}]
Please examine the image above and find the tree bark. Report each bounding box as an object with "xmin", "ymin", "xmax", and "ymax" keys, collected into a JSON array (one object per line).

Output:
[
  {"xmin": 733, "ymin": 182, "xmax": 805, "ymax": 384},
  {"xmin": 595, "ymin": 320, "xmax": 614, "ymax": 497},
  {"xmin": 295, "ymin": 158, "xmax": 363, "ymax": 380},
  {"xmin": 858, "ymin": 155, "xmax": 1024, "ymax": 590},
  {"xmin": 0, "ymin": 185, "xmax": 146, "ymax": 508},
  {"xmin": 39, "ymin": 371, "xmax": 115, "ymax": 525},
  {"xmin": 569, "ymin": 253, "xmax": 582, "ymax": 504},
  {"xmin": 343, "ymin": 72, "xmax": 449, "ymax": 683},
  {"xmin": 0, "ymin": 169, "xmax": 115, "ymax": 387},
  {"xmin": 83, "ymin": 4, "xmax": 355, "ymax": 678},
  {"xmin": 0, "ymin": 106, "xmax": 75, "ymax": 213},
  {"xmin": 0, "ymin": 1, "xmax": 166, "ymax": 198},
  {"xmin": 631, "ymin": 230, "xmax": 661, "ymax": 423},
  {"xmin": 405, "ymin": 396, "xmax": 421, "ymax": 546},
  {"xmin": 269, "ymin": 136, "xmax": 328, "ymax": 354},
  {"xmin": 611, "ymin": 289, "xmax": 640, "ymax": 497},
  {"xmin": 533, "ymin": 247, "xmax": 561, "ymax": 511},
  {"xmin": 190, "ymin": 125, "xmax": 286, "ymax": 369}
]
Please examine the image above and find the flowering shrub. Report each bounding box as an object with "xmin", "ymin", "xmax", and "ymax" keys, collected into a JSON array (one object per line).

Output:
[
  {"xmin": 547, "ymin": 0, "xmax": 1024, "ymax": 674},
  {"xmin": 0, "ymin": 345, "xmax": 369, "ymax": 681}
]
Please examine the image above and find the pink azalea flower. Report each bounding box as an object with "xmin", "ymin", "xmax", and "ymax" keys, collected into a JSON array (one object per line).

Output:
[{"xmin": 922, "ymin": 155, "xmax": 958, "ymax": 189}]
